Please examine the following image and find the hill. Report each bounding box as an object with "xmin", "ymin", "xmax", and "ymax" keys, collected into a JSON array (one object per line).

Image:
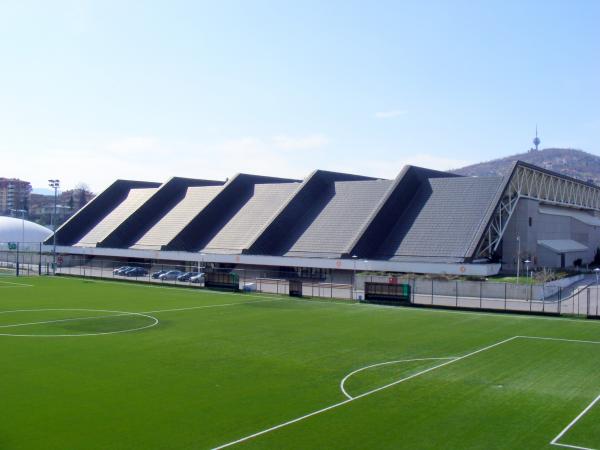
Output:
[{"xmin": 453, "ymin": 148, "xmax": 600, "ymax": 185}]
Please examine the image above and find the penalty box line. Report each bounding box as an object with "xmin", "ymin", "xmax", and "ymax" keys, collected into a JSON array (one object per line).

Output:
[
  {"xmin": 551, "ymin": 394, "xmax": 600, "ymax": 450},
  {"xmin": 212, "ymin": 335, "xmax": 600, "ymax": 450}
]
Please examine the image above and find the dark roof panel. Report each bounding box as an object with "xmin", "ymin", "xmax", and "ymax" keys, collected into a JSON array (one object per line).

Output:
[
  {"xmin": 375, "ymin": 176, "xmax": 504, "ymax": 260},
  {"xmin": 283, "ymin": 179, "xmax": 393, "ymax": 258},
  {"xmin": 203, "ymin": 182, "xmax": 300, "ymax": 253},
  {"xmin": 75, "ymin": 187, "xmax": 158, "ymax": 246},
  {"xmin": 132, "ymin": 185, "xmax": 224, "ymax": 250}
]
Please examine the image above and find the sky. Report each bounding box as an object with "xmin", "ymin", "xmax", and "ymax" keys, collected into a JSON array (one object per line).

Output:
[{"xmin": 1, "ymin": 1, "xmax": 599, "ymax": 192}]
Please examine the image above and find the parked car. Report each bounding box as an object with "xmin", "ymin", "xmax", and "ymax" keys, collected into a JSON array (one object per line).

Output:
[
  {"xmin": 114, "ymin": 266, "xmax": 134, "ymax": 275},
  {"xmin": 190, "ymin": 273, "xmax": 205, "ymax": 283},
  {"xmin": 159, "ymin": 270, "xmax": 183, "ymax": 280},
  {"xmin": 113, "ymin": 266, "xmax": 129, "ymax": 275},
  {"xmin": 124, "ymin": 267, "xmax": 148, "ymax": 277},
  {"xmin": 151, "ymin": 270, "xmax": 167, "ymax": 279},
  {"xmin": 177, "ymin": 272, "xmax": 199, "ymax": 282}
]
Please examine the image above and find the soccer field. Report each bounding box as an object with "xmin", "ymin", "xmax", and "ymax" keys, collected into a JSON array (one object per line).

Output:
[{"xmin": 1, "ymin": 276, "xmax": 600, "ymax": 450}]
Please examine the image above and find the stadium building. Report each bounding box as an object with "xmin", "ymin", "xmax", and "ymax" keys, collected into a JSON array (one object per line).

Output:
[{"xmin": 45, "ymin": 161, "xmax": 600, "ymax": 277}]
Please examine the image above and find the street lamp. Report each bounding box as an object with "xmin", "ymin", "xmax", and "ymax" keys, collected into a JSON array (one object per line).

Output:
[
  {"xmin": 48, "ymin": 179, "xmax": 60, "ymax": 275},
  {"xmin": 524, "ymin": 259, "xmax": 531, "ymax": 283},
  {"xmin": 351, "ymin": 255, "xmax": 358, "ymax": 300}
]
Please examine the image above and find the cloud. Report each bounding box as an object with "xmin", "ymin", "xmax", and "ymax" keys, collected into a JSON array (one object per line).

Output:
[
  {"xmin": 375, "ymin": 110, "xmax": 407, "ymax": 119},
  {"xmin": 271, "ymin": 134, "xmax": 330, "ymax": 150}
]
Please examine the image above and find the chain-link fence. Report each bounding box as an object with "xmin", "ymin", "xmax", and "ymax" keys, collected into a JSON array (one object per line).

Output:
[
  {"xmin": 3, "ymin": 249, "xmax": 598, "ymax": 318},
  {"xmin": 357, "ymin": 274, "xmax": 596, "ymax": 317},
  {"xmin": 0, "ymin": 242, "xmax": 53, "ymax": 276},
  {"xmin": 50, "ymin": 255, "xmax": 355, "ymax": 300}
]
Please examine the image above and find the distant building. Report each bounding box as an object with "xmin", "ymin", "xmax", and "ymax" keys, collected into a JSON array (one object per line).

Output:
[
  {"xmin": 28, "ymin": 193, "xmax": 73, "ymax": 228},
  {"xmin": 0, "ymin": 178, "xmax": 31, "ymax": 214},
  {"xmin": 28, "ymin": 189, "xmax": 95, "ymax": 229}
]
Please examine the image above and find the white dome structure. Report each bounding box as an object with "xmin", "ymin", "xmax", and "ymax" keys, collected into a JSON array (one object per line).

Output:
[{"xmin": 0, "ymin": 216, "xmax": 52, "ymax": 245}]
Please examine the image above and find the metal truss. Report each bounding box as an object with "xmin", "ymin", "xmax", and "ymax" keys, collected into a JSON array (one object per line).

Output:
[{"xmin": 474, "ymin": 164, "xmax": 600, "ymax": 259}]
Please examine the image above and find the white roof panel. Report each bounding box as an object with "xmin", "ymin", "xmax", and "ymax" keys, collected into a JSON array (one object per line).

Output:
[{"xmin": 75, "ymin": 188, "xmax": 157, "ymax": 247}]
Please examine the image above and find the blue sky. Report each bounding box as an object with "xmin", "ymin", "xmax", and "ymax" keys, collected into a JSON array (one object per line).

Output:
[{"xmin": 2, "ymin": 1, "xmax": 599, "ymax": 191}]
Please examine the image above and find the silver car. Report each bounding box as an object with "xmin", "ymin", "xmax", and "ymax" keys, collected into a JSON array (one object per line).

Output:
[
  {"xmin": 158, "ymin": 270, "xmax": 184, "ymax": 280},
  {"xmin": 189, "ymin": 273, "xmax": 205, "ymax": 283}
]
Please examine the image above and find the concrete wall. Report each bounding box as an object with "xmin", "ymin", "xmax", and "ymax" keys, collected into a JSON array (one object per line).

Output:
[{"xmin": 501, "ymin": 198, "xmax": 600, "ymax": 271}]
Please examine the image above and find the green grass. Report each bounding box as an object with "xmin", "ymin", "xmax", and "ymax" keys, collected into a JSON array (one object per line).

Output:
[
  {"xmin": 1, "ymin": 276, "xmax": 600, "ymax": 449},
  {"xmin": 488, "ymin": 275, "xmax": 538, "ymax": 285}
]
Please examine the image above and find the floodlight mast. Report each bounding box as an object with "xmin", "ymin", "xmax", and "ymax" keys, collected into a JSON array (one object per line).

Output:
[{"xmin": 48, "ymin": 179, "xmax": 60, "ymax": 275}]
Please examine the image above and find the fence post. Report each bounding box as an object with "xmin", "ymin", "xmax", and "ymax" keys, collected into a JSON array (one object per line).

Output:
[
  {"xmin": 504, "ymin": 283, "xmax": 507, "ymax": 310},
  {"xmin": 455, "ymin": 280, "xmax": 458, "ymax": 307},
  {"xmin": 431, "ymin": 279, "xmax": 434, "ymax": 305},
  {"xmin": 542, "ymin": 287, "xmax": 545, "ymax": 313},
  {"xmin": 479, "ymin": 281, "xmax": 482, "ymax": 309},
  {"xmin": 530, "ymin": 291, "xmax": 532, "ymax": 312},
  {"xmin": 587, "ymin": 288, "xmax": 591, "ymax": 317}
]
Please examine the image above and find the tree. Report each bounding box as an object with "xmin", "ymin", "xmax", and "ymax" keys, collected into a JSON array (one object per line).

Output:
[
  {"xmin": 74, "ymin": 183, "xmax": 92, "ymax": 209},
  {"xmin": 533, "ymin": 267, "xmax": 555, "ymax": 283}
]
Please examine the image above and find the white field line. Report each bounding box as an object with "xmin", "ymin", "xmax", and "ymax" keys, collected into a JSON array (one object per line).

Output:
[
  {"xmin": 214, "ymin": 335, "xmax": 600, "ymax": 449},
  {"xmin": 339, "ymin": 357, "xmax": 457, "ymax": 400},
  {"xmin": 0, "ymin": 299, "xmax": 282, "ymax": 334},
  {"xmin": 211, "ymin": 336, "xmax": 519, "ymax": 449},
  {"xmin": 0, "ymin": 312, "xmax": 132, "ymax": 329},
  {"xmin": 0, "ymin": 308, "xmax": 159, "ymax": 337},
  {"xmin": 46, "ymin": 275, "xmax": 600, "ymax": 326},
  {"xmin": 551, "ymin": 394, "xmax": 600, "ymax": 450},
  {"xmin": 141, "ymin": 298, "xmax": 283, "ymax": 314},
  {"xmin": 0, "ymin": 280, "xmax": 33, "ymax": 287},
  {"xmin": 50, "ymin": 276, "xmax": 287, "ymax": 302},
  {"xmin": 553, "ymin": 443, "xmax": 597, "ymax": 450},
  {"xmin": 519, "ymin": 336, "xmax": 600, "ymax": 345}
]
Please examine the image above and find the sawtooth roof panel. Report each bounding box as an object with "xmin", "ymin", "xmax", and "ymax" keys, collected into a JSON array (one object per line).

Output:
[
  {"xmin": 376, "ymin": 176, "xmax": 504, "ymax": 260},
  {"xmin": 132, "ymin": 185, "xmax": 223, "ymax": 250},
  {"xmin": 75, "ymin": 187, "xmax": 158, "ymax": 247},
  {"xmin": 203, "ymin": 183, "xmax": 300, "ymax": 253},
  {"xmin": 283, "ymin": 179, "xmax": 393, "ymax": 258}
]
